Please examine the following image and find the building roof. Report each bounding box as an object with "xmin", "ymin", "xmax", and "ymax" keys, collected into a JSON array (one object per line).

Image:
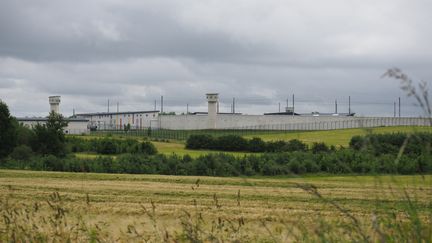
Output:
[
  {"xmin": 190, "ymin": 112, "xmax": 242, "ymax": 115},
  {"xmin": 75, "ymin": 110, "xmax": 159, "ymax": 116},
  {"xmin": 264, "ymin": 112, "xmax": 300, "ymax": 116},
  {"xmin": 16, "ymin": 117, "xmax": 89, "ymax": 122},
  {"xmin": 264, "ymin": 112, "xmax": 355, "ymax": 117}
]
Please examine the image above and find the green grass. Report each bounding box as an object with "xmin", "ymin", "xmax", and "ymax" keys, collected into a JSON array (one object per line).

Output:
[
  {"xmin": 152, "ymin": 141, "xmax": 252, "ymax": 157},
  {"xmin": 244, "ymin": 126, "xmax": 432, "ymax": 147},
  {"xmin": 70, "ymin": 126, "xmax": 432, "ymax": 156},
  {"xmin": 73, "ymin": 141, "xmax": 252, "ymax": 158}
]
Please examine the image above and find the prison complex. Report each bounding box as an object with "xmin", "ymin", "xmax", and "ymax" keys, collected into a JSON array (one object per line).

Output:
[{"xmin": 16, "ymin": 94, "xmax": 431, "ymax": 134}]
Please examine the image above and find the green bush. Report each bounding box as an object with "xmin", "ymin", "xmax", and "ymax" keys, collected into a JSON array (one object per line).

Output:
[
  {"xmin": 265, "ymin": 141, "xmax": 286, "ymax": 152},
  {"xmin": 284, "ymin": 139, "xmax": 308, "ymax": 152},
  {"xmin": 213, "ymin": 135, "xmax": 248, "ymax": 151},
  {"xmin": 10, "ymin": 145, "xmax": 33, "ymax": 161},
  {"xmin": 248, "ymin": 137, "xmax": 267, "ymax": 152},
  {"xmin": 349, "ymin": 132, "xmax": 432, "ymax": 156},
  {"xmin": 139, "ymin": 141, "xmax": 158, "ymax": 155},
  {"xmin": 311, "ymin": 142, "xmax": 329, "ymax": 153},
  {"xmin": 97, "ymin": 139, "xmax": 118, "ymax": 154},
  {"xmin": 186, "ymin": 135, "xmax": 214, "ymax": 149}
]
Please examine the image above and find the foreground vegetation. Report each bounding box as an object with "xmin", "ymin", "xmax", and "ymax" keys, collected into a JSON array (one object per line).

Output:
[
  {"xmin": 1, "ymin": 170, "xmax": 431, "ymax": 242},
  {"xmin": 3, "ymin": 129, "xmax": 432, "ymax": 176}
]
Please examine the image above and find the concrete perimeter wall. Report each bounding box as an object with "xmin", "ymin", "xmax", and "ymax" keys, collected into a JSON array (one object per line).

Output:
[
  {"xmin": 159, "ymin": 115, "xmax": 431, "ymax": 130},
  {"xmin": 18, "ymin": 120, "xmax": 90, "ymax": 134}
]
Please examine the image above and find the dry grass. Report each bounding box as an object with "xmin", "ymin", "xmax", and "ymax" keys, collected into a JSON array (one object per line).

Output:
[{"xmin": 1, "ymin": 169, "xmax": 431, "ymax": 241}]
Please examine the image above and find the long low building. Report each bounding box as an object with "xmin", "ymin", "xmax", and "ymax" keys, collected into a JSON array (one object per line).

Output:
[
  {"xmin": 17, "ymin": 117, "xmax": 90, "ymax": 134},
  {"xmin": 75, "ymin": 110, "xmax": 159, "ymax": 130},
  {"xmin": 16, "ymin": 96, "xmax": 90, "ymax": 134}
]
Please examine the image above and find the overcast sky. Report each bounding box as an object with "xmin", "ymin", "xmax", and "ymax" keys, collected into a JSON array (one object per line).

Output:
[{"xmin": 1, "ymin": 0, "xmax": 431, "ymax": 117}]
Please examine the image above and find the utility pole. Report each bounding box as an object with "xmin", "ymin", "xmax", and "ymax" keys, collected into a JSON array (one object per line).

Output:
[
  {"xmin": 286, "ymin": 98, "xmax": 289, "ymax": 109},
  {"xmin": 107, "ymin": 99, "xmax": 110, "ymax": 113},
  {"xmin": 278, "ymin": 102, "xmax": 281, "ymax": 112},
  {"xmin": 398, "ymin": 97, "xmax": 401, "ymax": 117},
  {"xmin": 394, "ymin": 102, "xmax": 396, "ymax": 117},
  {"xmin": 335, "ymin": 99, "xmax": 338, "ymax": 114},
  {"xmin": 161, "ymin": 96, "xmax": 164, "ymax": 113},
  {"xmin": 292, "ymin": 94, "xmax": 295, "ymax": 116},
  {"xmin": 154, "ymin": 100, "xmax": 157, "ymax": 111},
  {"xmin": 187, "ymin": 104, "xmax": 189, "ymax": 114},
  {"xmin": 116, "ymin": 102, "xmax": 119, "ymax": 130},
  {"xmin": 217, "ymin": 101, "xmax": 219, "ymax": 113},
  {"xmin": 348, "ymin": 96, "xmax": 351, "ymax": 115},
  {"xmin": 233, "ymin": 97, "xmax": 235, "ymax": 114}
]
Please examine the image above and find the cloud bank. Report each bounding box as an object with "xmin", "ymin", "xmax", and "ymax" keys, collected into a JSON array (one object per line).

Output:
[{"xmin": 1, "ymin": 0, "xmax": 431, "ymax": 117}]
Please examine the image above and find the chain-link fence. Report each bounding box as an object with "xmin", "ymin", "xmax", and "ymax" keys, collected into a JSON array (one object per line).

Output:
[{"xmin": 89, "ymin": 117, "xmax": 431, "ymax": 140}]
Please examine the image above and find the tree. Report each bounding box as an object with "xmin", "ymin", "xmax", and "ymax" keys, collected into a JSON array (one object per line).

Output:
[
  {"xmin": 32, "ymin": 111, "xmax": 68, "ymax": 157},
  {"xmin": 248, "ymin": 137, "xmax": 266, "ymax": 152},
  {"xmin": 0, "ymin": 101, "xmax": 17, "ymax": 158},
  {"xmin": 140, "ymin": 141, "xmax": 158, "ymax": 155}
]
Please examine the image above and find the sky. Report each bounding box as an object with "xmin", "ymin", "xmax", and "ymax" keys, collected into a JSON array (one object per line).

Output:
[{"xmin": 1, "ymin": 0, "xmax": 431, "ymax": 117}]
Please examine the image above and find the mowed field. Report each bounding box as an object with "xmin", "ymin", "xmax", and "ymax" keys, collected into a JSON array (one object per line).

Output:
[{"xmin": 1, "ymin": 169, "xmax": 431, "ymax": 241}]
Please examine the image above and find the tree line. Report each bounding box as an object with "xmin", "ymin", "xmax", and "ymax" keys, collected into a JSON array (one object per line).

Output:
[
  {"xmin": 1, "ymin": 148, "xmax": 431, "ymax": 176},
  {"xmin": 186, "ymin": 133, "xmax": 432, "ymax": 156}
]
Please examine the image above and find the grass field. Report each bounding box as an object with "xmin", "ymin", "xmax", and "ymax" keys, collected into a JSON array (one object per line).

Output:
[
  {"xmin": 72, "ymin": 126, "xmax": 432, "ymax": 157},
  {"xmin": 73, "ymin": 141, "xmax": 251, "ymax": 159},
  {"xmin": 152, "ymin": 141, "xmax": 252, "ymax": 157},
  {"xmin": 1, "ymin": 169, "xmax": 431, "ymax": 241},
  {"xmin": 244, "ymin": 126, "xmax": 432, "ymax": 147}
]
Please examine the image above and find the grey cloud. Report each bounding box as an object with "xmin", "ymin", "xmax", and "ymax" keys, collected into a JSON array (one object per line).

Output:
[
  {"xmin": 1, "ymin": 0, "xmax": 431, "ymax": 117},
  {"xmin": 0, "ymin": 78, "xmax": 16, "ymax": 88},
  {"xmin": 0, "ymin": 0, "xmax": 266, "ymax": 63}
]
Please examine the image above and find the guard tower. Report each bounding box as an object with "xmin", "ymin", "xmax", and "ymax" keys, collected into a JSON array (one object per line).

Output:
[
  {"xmin": 206, "ymin": 93, "xmax": 218, "ymax": 129},
  {"xmin": 49, "ymin": 96, "xmax": 61, "ymax": 114}
]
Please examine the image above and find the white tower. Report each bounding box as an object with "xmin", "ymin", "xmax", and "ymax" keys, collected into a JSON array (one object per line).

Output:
[
  {"xmin": 206, "ymin": 93, "xmax": 218, "ymax": 129},
  {"xmin": 49, "ymin": 96, "xmax": 61, "ymax": 114}
]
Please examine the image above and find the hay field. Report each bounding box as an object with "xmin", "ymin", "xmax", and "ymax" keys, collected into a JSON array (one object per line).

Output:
[{"xmin": 1, "ymin": 169, "xmax": 431, "ymax": 241}]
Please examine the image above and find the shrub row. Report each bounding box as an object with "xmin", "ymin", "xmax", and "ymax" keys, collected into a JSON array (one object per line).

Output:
[
  {"xmin": 2, "ymin": 149, "xmax": 431, "ymax": 176},
  {"xmin": 350, "ymin": 132, "xmax": 432, "ymax": 156},
  {"xmin": 186, "ymin": 135, "xmax": 332, "ymax": 153},
  {"xmin": 66, "ymin": 137, "xmax": 157, "ymax": 155}
]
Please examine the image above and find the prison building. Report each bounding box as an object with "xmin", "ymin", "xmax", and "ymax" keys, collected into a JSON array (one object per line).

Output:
[
  {"xmin": 75, "ymin": 110, "xmax": 159, "ymax": 130},
  {"xmin": 16, "ymin": 96, "xmax": 90, "ymax": 134},
  {"xmin": 17, "ymin": 117, "xmax": 90, "ymax": 134}
]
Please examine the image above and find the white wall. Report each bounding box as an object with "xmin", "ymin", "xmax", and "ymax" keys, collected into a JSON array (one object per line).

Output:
[
  {"xmin": 159, "ymin": 114, "xmax": 431, "ymax": 130},
  {"xmin": 77, "ymin": 112, "xmax": 159, "ymax": 130},
  {"xmin": 18, "ymin": 120, "xmax": 89, "ymax": 134}
]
